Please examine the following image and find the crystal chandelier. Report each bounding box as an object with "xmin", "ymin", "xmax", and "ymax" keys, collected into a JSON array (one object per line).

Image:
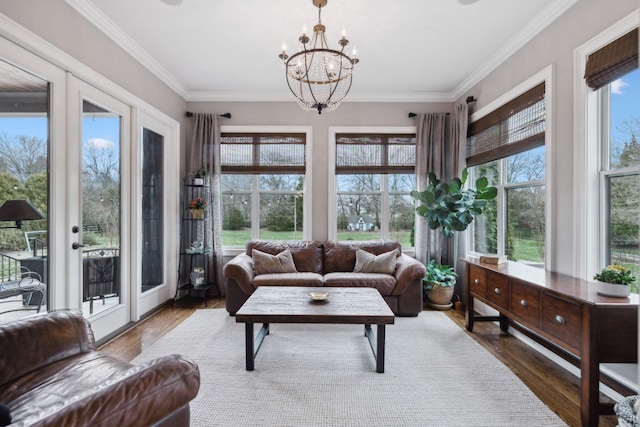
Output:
[{"xmin": 278, "ymin": 0, "xmax": 359, "ymax": 114}]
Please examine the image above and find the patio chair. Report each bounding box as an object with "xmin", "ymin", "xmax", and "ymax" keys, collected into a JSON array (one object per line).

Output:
[{"xmin": 0, "ymin": 266, "xmax": 46, "ymax": 313}]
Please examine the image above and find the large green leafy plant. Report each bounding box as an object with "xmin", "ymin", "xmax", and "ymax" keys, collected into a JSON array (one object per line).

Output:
[
  {"xmin": 424, "ymin": 260, "xmax": 457, "ymax": 289},
  {"xmin": 411, "ymin": 168, "xmax": 497, "ymax": 239}
]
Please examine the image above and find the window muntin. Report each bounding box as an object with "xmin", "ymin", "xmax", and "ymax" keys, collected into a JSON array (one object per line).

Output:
[
  {"xmin": 221, "ymin": 133, "xmax": 306, "ymax": 246},
  {"xmin": 334, "ymin": 134, "xmax": 415, "ymax": 247}
]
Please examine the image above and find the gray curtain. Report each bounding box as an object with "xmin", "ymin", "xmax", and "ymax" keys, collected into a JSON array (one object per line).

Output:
[
  {"xmin": 415, "ymin": 113, "xmax": 447, "ymax": 265},
  {"xmin": 450, "ymin": 102, "xmax": 469, "ymax": 303},
  {"xmin": 188, "ymin": 113, "xmax": 224, "ymax": 295}
]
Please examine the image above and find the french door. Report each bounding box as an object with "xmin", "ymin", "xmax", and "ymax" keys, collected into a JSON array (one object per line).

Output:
[{"xmin": 68, "ymin": 77, "xmax": 132, "ymax": 340}]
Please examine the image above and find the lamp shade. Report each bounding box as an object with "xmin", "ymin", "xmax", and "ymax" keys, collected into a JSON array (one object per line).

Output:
[{"xmin": 0, "ymin": 200, "xmax": 44, "ymax": 226}]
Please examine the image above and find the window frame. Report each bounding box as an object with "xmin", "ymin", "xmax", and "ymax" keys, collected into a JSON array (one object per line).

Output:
[
  {"xmin": 466, "ymin": 65, "xmax": 553, "ymax": 268},
  {"xmin": 220, "ymin": 126, "xmax": 313, "ymax": 256},
  {"xmin": 328, "ymin": 126, "xmax": 416, "ymax": 251},
  {"xmin": 573, "ymin": 11, "xmax": 639, "ymax": 280}
]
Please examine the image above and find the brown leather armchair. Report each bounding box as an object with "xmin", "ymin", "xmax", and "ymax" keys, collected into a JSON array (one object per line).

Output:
[{"xmin": 0, "ymin": 310, "xmax": 200, "ymax": 427}]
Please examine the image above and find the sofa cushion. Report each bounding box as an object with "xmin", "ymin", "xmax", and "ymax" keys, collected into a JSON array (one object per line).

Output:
[
  {"xmin": 252, "ymin": 249, "xmax": 297, "ymax": 275},
  {"xmin": 247, "ymin": 240, "xmax": 323, "ymax": 274},
  {"xmin": 354, "ymin": 248, "xmax": 397, "ymax": 274},
  {"xmin": 323, "ymin": 241, "xmax": 401, "ymax": 273},
  {"xmin": 253, "ymin": 272, "xmax": 323, "ymax": 287},
  {"xmin": 323, "ymin": 272, "xmax": 396, "ymax": 295}
]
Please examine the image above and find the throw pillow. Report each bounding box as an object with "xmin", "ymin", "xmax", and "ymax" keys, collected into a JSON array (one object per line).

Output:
[
  {"xmin": 252, "ymin": 249, "xmax": 298, "ymax": 275},
  {"xmin": 353, "ymin": 248, "xmax": 397, "ymax": 274},
  {"xmin": 0, "ymin": 402, "xmax": 11, "ymax": 427}
]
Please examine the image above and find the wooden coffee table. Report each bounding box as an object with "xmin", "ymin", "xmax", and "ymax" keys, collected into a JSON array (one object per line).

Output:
[{"xmin": 235, "ymin": 286, "xmax": 395, "ymax": 373}]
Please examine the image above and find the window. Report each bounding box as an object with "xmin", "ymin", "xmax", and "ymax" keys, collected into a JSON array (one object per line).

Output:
[
  {"xmin": 220, "ymin": 132, "xmax": 307, "ymax": 246},
  {"xmin": 468, "ymin": 81, "xmax": 547, "ymax": 267},
  {"xmin": 333, "ymin": 132, "xmax": 416, "ymax": 247},
  {"xmin": 576, "ymin": 18, "xmax": 639, "ymax": 287},
  {"xmin": 600, "ymin": 69, "xmax": 640, "ymax": 292}
]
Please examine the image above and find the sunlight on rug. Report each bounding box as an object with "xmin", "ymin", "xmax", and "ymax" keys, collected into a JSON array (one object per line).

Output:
[{"xmin": 134, "ymin": 309, "xmax": 567, "ymax": 427}]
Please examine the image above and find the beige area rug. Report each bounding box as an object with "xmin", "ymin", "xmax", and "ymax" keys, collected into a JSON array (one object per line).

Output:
[{"xmin": 134, "ymin": 309, "xmax": 567, "ymax": 427}]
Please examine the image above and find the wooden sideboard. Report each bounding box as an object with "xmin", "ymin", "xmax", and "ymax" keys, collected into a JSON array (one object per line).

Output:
[{"xmin": 464, "ymin": 258, "xmax": 638, "ymax": 427}]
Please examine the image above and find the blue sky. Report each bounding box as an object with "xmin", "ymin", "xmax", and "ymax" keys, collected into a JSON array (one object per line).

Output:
[
  {"xmin": 0, "ymin": 116, "xmax": 119, "ymax": 152},
  {"xmin": 610, "ymin": 68, "xmax": 640, "ymax": 146}
]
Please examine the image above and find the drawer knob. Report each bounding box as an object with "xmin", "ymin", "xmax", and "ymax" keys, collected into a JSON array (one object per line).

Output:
[
  {"xmin": 520, "ymin": 299, "xmax": 528, "ymax": 307},
  {"xmin": 474, "ymin": 279, "xmax": 480, "ymax": 285},
  {"xmin": 494, "ymin": 287, "xmax": 501, "ymax": 294},
  {"xmin": 554, "ymin": 315, "xmax": 566, "ymax": 324}
]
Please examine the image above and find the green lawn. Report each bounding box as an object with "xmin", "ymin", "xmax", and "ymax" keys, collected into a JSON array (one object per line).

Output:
[
  {"xmin": 511, "ymin": 238, "xmax": 544, "ymax": 263},
  {"xmin": 222, "ymin": 229, "xmax": 412, "ymax": 247}
]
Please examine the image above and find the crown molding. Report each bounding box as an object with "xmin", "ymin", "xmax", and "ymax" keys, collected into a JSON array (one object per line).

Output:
[
  {"xmin": 186, "ymin": 90, "xmax": 455, "ymax": 103},
  {"xmin": 452, "ymin": 0, "xmax": 579, "ymax": 101},
  {"xmin": 65, "ymin": 0, "xmax": 190, "ymax": 99}
]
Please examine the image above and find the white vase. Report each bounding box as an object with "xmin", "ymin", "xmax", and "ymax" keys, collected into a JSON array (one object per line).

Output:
[
  {"xmin": 193, "ymin": 177, "xmax": 204, "ymax": 186},
  {"xmin": 595, "ymin": 280, "xmax": 630, "ymax": 297}
]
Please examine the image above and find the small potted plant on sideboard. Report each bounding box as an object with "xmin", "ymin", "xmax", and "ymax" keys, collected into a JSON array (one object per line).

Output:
[{"xmin": 593, "ymin": 264, "xmax": 635, "ymax": 297}]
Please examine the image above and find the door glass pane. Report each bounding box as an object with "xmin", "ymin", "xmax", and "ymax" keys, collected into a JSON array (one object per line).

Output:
[
  {"xmin": 142, "ymin": 128, "xmax": 164, "ymax": 292},
  {"xmin": 81, "ymin": 100, "xmax": 121, "ymax": 316},
  {"xmin": 0, "ymin": 60, "xmax": 49, "ymax": 323}
]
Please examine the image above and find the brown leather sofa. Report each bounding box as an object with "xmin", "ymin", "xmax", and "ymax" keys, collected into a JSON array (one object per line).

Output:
[
  {"xmin": 0, "ymin": 310, "xmax": 200, "ymax": 427},
  {"xmin": 224, "ymin": 240, "xmax": 426, "ymax": 316}
]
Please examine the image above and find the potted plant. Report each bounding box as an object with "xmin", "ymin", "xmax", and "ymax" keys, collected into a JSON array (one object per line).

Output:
[
  {"xmin": 411, "ymin": 168, "xmax": 497, "ymax": 308},
  {"xmin": 423, "ymin": 260, "xmax": 457, "ymax": 309},
  {"xmin": 189, "ymin": 197, "xmax": 208, "ymax": 219},
  {"xmin": 193, "ymin": 169, "xmax": 207, "ymax": 186},
  {"xmin": 593, "ymin": 264, "xmax": 635, "ymax": 297}
]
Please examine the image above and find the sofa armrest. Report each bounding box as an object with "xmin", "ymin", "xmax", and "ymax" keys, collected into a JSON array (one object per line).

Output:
[
  {"xmin": 392, "ymin": 254, "xmax": 426, "ymax": 296},
  {"xmin": 222, "ymin": 253, "xmax": 255, "ymax": 295},
  {"xmin": 33, "ymin": 354, "xmax": 200, "ymax": 427},
  {"xmin": 0, "ymin": 310, "xmax": 94, "ymax": 389}
]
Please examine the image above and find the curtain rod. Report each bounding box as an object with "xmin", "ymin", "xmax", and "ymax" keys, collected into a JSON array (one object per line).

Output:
[
  {"xmin": 408, "ymin": 96, "xmax": 476, "ymax": 118},
  {"xmin": 185, "ymin": 112, "xmax": 232, "ymax": 118}
]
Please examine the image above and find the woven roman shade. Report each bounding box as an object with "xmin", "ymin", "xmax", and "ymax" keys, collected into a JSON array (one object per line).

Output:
[
  {"xmin": 584, "ymin": 27, "xmax": 639, "ymax": 91},
  {"xmin": 335, "ymin": 134, "xmax": 416, "ymax": 174},
  {"xmin": 221, "ymin": 133, "xmax": 306, "ymax": 174},
  {"xmin": 466, "ymin": 83, "xmax": 545, "ymax": 167}
]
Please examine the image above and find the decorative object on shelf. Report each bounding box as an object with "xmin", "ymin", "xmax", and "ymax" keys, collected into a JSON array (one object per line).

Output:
[
  {"xmin": 193, "ymin": 169, "xmax": 207, "ymax": 186},
  {"xmin": 423, "ymin": 260, "xmax": 457, "ymax": 310},
  {"xmin": 278, "ymin": 0, "xmax": 359, "ymax": 115},
  {"xmin": 190, "ymin": 267, "xmax": 205, "ymax": 287},
  {"xmin": 593, "ymin": 264, "xmax": 635, "ymax": 297},
  {"xmin": 189, "ymin": 197, "xmax": 207, "ymax": 219},
  {"xmin": 479, "ymin": 254, "xmax": 507, "ymax": 265}
]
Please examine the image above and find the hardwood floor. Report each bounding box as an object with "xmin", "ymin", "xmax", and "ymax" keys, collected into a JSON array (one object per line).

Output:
[{"xmin": 99, "ymin": 297, "xmax": 620, "ymax": 427}]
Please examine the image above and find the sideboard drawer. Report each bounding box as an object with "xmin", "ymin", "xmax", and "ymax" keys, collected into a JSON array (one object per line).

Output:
[
  {"xmin": 486, "ymin": 271, "xmax": 509, "ymax": 310},
  {"xmin": 542, "ymin": 293, "xmax": 582, "ymax": 353},
  {"xmin": 510, "ymin": 280, "xmax": 540, "ymax": 328},
  {"xmin": 468, "ymin": 265, "xmax": 487, "ymax": 298}
]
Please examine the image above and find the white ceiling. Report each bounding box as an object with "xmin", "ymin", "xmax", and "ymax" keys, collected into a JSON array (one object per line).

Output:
[{"xmin": 68, "ymin": 0, "xmax": 576, "ymax": 103}]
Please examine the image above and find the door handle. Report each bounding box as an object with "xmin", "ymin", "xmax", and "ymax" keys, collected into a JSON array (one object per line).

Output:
[{"xmin": 72, "ymin": 242, "xmax": 85, "ymax": 250}]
